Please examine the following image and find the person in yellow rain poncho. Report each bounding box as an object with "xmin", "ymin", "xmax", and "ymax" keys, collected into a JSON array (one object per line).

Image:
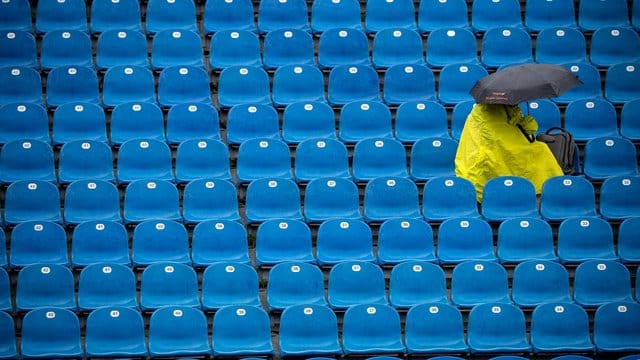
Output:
[{"xmin": 455, "ymin": 103, "xmax": 563, "ymax": 202}]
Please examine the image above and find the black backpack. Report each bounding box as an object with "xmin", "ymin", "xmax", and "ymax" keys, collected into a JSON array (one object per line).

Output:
[{"xmin": 535, "ymin": 127, "xmax": 576, "ymax": 175}]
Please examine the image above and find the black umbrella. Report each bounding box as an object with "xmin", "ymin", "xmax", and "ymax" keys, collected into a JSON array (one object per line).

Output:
[{"xmin": 469, "ymin": 63, "xmax": 582, "ymax": 105}]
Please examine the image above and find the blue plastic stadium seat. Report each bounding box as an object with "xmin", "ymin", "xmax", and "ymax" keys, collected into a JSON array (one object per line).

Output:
[
  {"xmin": 110, "ymin": 102, "xmax": 166, "ymax": 144},
  {"xmin": 605, "ymin": 62, "xmax": 640, "ymax": 104},
  {"xmin": 389, "ymin": 261, "xmax": 447, "ymax": 308},
  {"xmin": 236, "ymin": 138, "xmax": 292, "ymax": 183},
  {"xmin": 437, "ymin": 217, "xmax": 496, "ymax": 263},
  {"xmin": 583, "ymin": 137, "xmax": 639, "ymax": 181},
  {"xmin": 0, "ymin": 311, "xmax": 17, "ymax": 359},
  {"xmin": 257, "ymin": 0, "xmax": 310, "ymax": 33},
  {"xmin": 564, "ymin": 98, "xmax": 619, "ymax": 142},
  {"xmin": 327, "ymin": 64, "xmax": 381, "ymax": 106},
  {"xmin": 20, "ymin": 308, "xmax": 83, "ymax": 359},
  {"xmin": 96, "ymin": 30, "xmax": 149, "ymax": 70},
  {"xmin": 467, "ymin": 303, "xmax": 531, "ymax": 354},
  {"xmin": 471, "ymin": 0, "xmax": 522, "ymax": 32},
  {"xmin": 209, "ymin": 30, "xmax": 262, "ymax": 70},
  {"xmin": 117, "ymin": 139, "xmax": 174, "ymax": 184},
  {"xmin": 203, "ymin": 0, "xmax": 256, "ymax": 34},
  {"xmin": 311, "ymin": 0, "xmax": 362, "ymax": 33},
  {"xmin": 64, "ymin": 180, "xmax": 121, "ymax": 224},
  {"xmin": 85, "ymin": 307, "xmax": 148, "ymax": 358},
  {"xmin": 0, "ymin": 268, "xmax": 8, "ymax": 311},
  {"xmin": 148, "ymin": 306, "xmax": 211, "ymax": 358},
  {"xmin": 182, "ymin": 179, "xmax": 241, "ymax": 224},
  {"xmin": 145, "ymin": 0, "xmax": 198, "ymax": 34},
  {"xmin": 217, "ymin": 65, "xmax": 271, "ymax": 109},
  {"xmin": 132, "ymin": 220, "xmax": 191, "ymax": 266},
  {"xmin": 77, "ymin": 263, "xmax": 138, "ymax": 310},
  {"xmin": 422, "ymin": 176, "xmax": 480, "ymax": 221},
  {"xmin": 540, "ymin": 175, "xmax": 597, "ymax": 221},
  {"xmin": 16, "ymin": 264, "xmax": 76, "ymax": 311},
  {"xmin": 89, "ymin": 0, "xmax": 142, "ymax": 34},
  {"xmin": 383, "ymin": 64, "xmax": 437, "ymax": 106},
  {"xmin": 481, "ymin": 176, "xmax": 539, "ymax": 222},
  {"xmin": 140, "ymin": 262, "xmax": 200, "ymax": 310},
  {"xmin": 192, "ymin": 220, "xmax": 251, "ymax": 267},
  {"xmin": 35, "ymin": 0, "xmax": 87, "ymax": 33},
  {"xmin": 175, "ymin": 139, "xmax": 232, "ymax": 183},
  {"xmin": 0, "ymin": 30, "xmax": 37, "ymax": 68},
  {"xmin": 166, "ymin": 103, "xmax": 220, "ymax": 145},
  {"xmin": 266, "ymin": 262, "xmax": 326, "ymax": 310},
  {"xmin": 557, "ymin": 216, "xmax": 617, "ymax": 263},
  {"xmin": 263, "ymin": 29, "xmax": 315, "ymax": 69},
  {"xmin": 342, "ymin": 304, "xmax": 405, "ymax": 355},
  {"xmin": 0, "ymin": 103, "xmax": 49, "ymax": 144},
  {"xmin": 71, "ymin": 221, "xmax": 130, "ymax": 268},
  {"xmin": 372, "ymin": 29, "xmax": 424, "ymax": 69},
  {"xmin": 212, "ymin": 305, "xmax": 274, "ymax": 357},
  {"xmin": 339, "ymin": 101, "xmax": 393, "ymax": 143},
  {"xmin": 9, "ymin": 222, "xmax": 68, "ymax": 268},
  {"xmin": 364, "ymin": 0, "xmax": 416, "ymax": 33},
  {"xmin": 303, "ymin": 178, "xmax": 361, "ymax": 223},
  {"xmin": 437, "ymin": 63, "xmax": 487, "ymax": 105},
  {"xmin": 481, "ymin": 27, "xmax": 533, "ymax": 69},
  {"xmin": 102, "ymin": 66, "xmax": 156, "ymax": 108},
  {"xmin": 524, "ymin": 0, "xmax": 577, "ymax": 32},
  {"xmin": 0, "ymin": 66, "xmax": 42, "ymax": 106},
  {"xmin": 58, "ymin": 140, "xmax": 115, "ymax": 184},
  {"xmin": 45, "ymin": 66, "xmax": 100, "ymax": 109},
  {"xmin": 294, "ymin": 139, "xmax": 351, "ymax": 182},
  {"xmin": 591, "ymin": 27, "xmax": 640, "ymax": 68},
  {"xmin": 52, "ymin": 102, "xmax": 107, "ymax": 145},
  {"xmin": 363, "ymin": 176, "xmax": 422, "ymax": 223},
  {"xmin": 158, "ymin": 65, "xmax": 212, "ymax": 108},
  {"xmin": 425, "ymin": 28, "xmax": 479, "ymax": 68},
  {"xmin": 578, "ymin": 0, "xmax": 630, "ymax": 32},
  {"xmin": 409, "ymin": 137, "xmax": 458, "ymax": 181},
  {"xmin": 0, "ymin": 0, "xmax": 32, "ymax": 32},
  {"xmin": 352, "ymin": 138, "xmax": 408, "ymax": 183},
  {"xmin": 535, "ymin": 27, "xmax": 587, "ymax": 64},
  {"xmin": 123, "ymin": 180, "xmax": 182, "ymax": 224},
  {"xmin": 618, "ymin": 217, "xmax": 640, "ymax": 263},
  {"xmin": 282, "ymin": 101, "xmax": 336, "ymax": 143},
  {"xmin": 451, "ymin": 261, "xmax": 511, "ymax": 308},
  {"xmin": 530, "ymin": 302, "xmax": 595, "ymax": 353},
  {"xmin": 272, "ymin": 65, "xmax": 325, "ymax": 107},
  {"xmin": 4, "ymin": 181, "xmax": 62, "ymax": 225},
  {"xmin": 316, "ymin": 219, "xmax": 375, "ymax": 265},
  {"xmin": 552, "ymin": 62, "xmax": 602, "ymax": 104},
  {"xmin": 395, "ymin": 103, "xmax": 447, "ymax": 145},
  {"xmin": 418, "ymin": 0, "xmax": 469, "ymax": 33},
  {"xmin": 245, "ymin": 178, "xmax": 303, "ymax": 223},
  {"xmin": 317, "ymin": 28, "xmax": 370, "ymax": 69},
  {"xmin": 0, "ymin": 139, "xmax": 55, "ymax": 184},
  {"xmin": 621, "ymin": 98, "xmax": 640, "ymax": 141},
  {"xmin": 40, "ymin": 30, "xmax": 93, "ymax": 70},
  {"xmin": 511, "ymin": 260, "xmax": 572, "ymax": 307},
  {"xmin": 496, "ymin": 218, "xmax": 557, "ymax": 263},
  {"xmin": 405, "ymin": 303, "xmax": 468, "ymax": 354},
  {"xmin": 202, "ymin": 262, "xmax": 261, "ymax": 310},
  {"xmin": 594, "ymin": 302, "xmax": 640, "ymax": 353},
  {"xmin": 151, "ymin": 30, "xmax": 204, "ymax": 70},
  {"xmin": 225, "ymin": 104, "xmax": 280, "ymax": 145},
  {"xmin": 255, "ymin": 219, "xmax": 314, "ymax": 266},
  {"xmin": 600, "ymin": 175, "xmax": 640, "ymax": 220},
  {"xmin": 377, "ymin": 219, "xmax": 437, "ymax": 265},
  {"xmin": 279, "ymin": 304, "xmax": 343, "ymax": 357},
  {"xmin": 574, "ymin": 259, "xmax": 634, "ymax": 307},
  {"xmin": 328, "ymin": 261, "xmax": 387, "ymax": 309}
]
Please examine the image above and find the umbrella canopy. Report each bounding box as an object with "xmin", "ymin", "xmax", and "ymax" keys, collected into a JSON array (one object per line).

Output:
[{"xmin": 470, "ymin": 63, "xmax": 582, "ymax": 105}]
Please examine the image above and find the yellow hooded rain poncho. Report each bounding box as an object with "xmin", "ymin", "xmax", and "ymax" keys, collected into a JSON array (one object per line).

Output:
[{"xmin": 455, "ymin": 103, "xmax": 563, "ymax": 202}]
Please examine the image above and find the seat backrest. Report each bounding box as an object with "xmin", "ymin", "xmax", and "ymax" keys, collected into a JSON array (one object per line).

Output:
[
  {"xmin": 0, "ymin": 311, "xmax": 17, "ymax": 359},
  {"xmin": 175, "ymin": 139, "xmax": 231, "ymax": 183},
  {"xmin": 389, "ymin": 261, "xmax": 447, "ymax": 308},
  {"xmin": 574, "ymin": 259, "xmax": 634, "ymax": 307},
  {"xmin": 317, "ymin": 28, "xmax": 370, "ymax": 69},
  {"xmin": 0, "ymin": 30, "xmax": 37, "ymax": 68},
  {"xmin": 90, "ymin": 0, "xmax": 142, "ymax": 34},
  {"xmin": 467, "ymin": 303, "xmax": 530, "ymax": 353},
  {"xmin": 64, "ymin": 179, "xmax": 121, "ymax": 224},
  {"xmin": 0, "ymin": 66, "xmax": 42, "ymax": 106},
  {"xmin": 363, "ymin": 176, "xmax": 421, "ymax": 223},
  {"xmin": 217, "ymin": 65, "xmax": 271, "ymax": 108},
  {"xmin": 279, "ymin": 304, "xmax": 341, "ymax": 357},
  {"xmin": 58, "ymin": 140, "xmax": 114, "ymax": 183},
  {"xmin": 245, "ymin": 177, "xmax": 303, "ymax": 224},
  {"xmin": 496, "ymin": 217, "xmax": 556, "ymax": 263},
  {"xmin": 437, "ymin": 217, "xmax": 496, "ymax": 264},
  {"xmin": 0, "ymin": 139, "xmax": 55, "ymax": 184},
  {"xmin": 619, "ymin": 217, "xmax": 640, "ymax": 263},
  {"xmin": 352, "ymin": 138, "xmax": 408, "ymax": 182},
  {"xmin": 372, "ymin": 28, "xmax": 424, "ymax": 69},
  {"xmin": 132, "ymin": 220, "xmax": 190, "ymax": 266},
  {"xmin": 404, "ymin": 302, "xmax": 467, "ymax": 353},
  {"xmin": 203, "ymin": 0, "xmax": 256, "ymax": 33},
  {"xmin": 236, "ymin": 138, "xmax": 292, "ymax": 183},
  {"xmin": 272, "ymin": 64, "xmax": 325, "ymax": 106},
  {"xmin": 382, "ymin": 64, "xmax": 436, "ymax": 106},
  {"xmin": 263, "ymin": 29, "xmax": 315, "ymax": 69},
  {"xmin": 209, "ymin": 29, "xmax": 262, "ymax": 70},
  {"xmin": 151, "ymin": 29, "xmax": 204, "ymax": 70},
  {"xmin": 0, "ymin": 0, "xmax": 32, "ymax": 32},
  {"xmin": 41, "ymin": 30, "xmax": 93, "ymax": 70},
  {"xmin": 20, "ymin": 308, "xmax": 82, "ymax": 359},
  {"xmin": 418, "ymin": 0, "xmax": 469, "ymax": 33},
  {"xmin": 257, "ymin": 0, "xmax": 310, "ymax": 33},
  {"xmin": 157, "ymin": 65, "xmax": 212, "ymax": 107},
  {"xmin": 304, "ymin": 177, "xmax": 361, "ymax": 223},
  {"xmin": 422, "ymin": 176, "xmax": 479, "ymax": 221},
  {"xmin": 328, "ymin": 64, "xmax": 381, "ymax": 106},
  {"xmin": 266, "ymin": 262, "xmax": 326, "ymax": 310},
  {"xmin": 481, "ymin": 176, "xmax": 538, "ymax": 221},
  {"xmin": 540, "ymin": 175, "xmax": 597, "ymax": 221},
  {"xmin": 425, "ymin": 28, "xmax": 479, "ymax": 68},
  {"xmin": 145, "ymin": 0, "xmax": 197, "ymax": 34},
  {"xmin": 524, "ymin": 0, "xmax": 576, "ymax": 32},
  {"xmin": 182, "ymin": 179, "xmax": 240, "ymax": 223},
  {"xmin": 395, "ymin": 100, "xmax": 449, "ymax": 142},
  {"xmin": 4, "ymin": 180, "xmax": 62, "ymax": 224},
  {"xmin": 102, "ymin": 65, "xmax": 156, "ymax": 108},
  {"xmin": 481, "ymin": 27, "xmax": 533, "ymax": 68},
  {"xmin": 451, "ymin": 260, "xmax": 510, "ymax": 307},
  {"xmin": 294, "ymin": 138, "xmax": 351, "ymax": 182},
  {"xmin": 46, "ymin": 65, "xmax": 100, "ymax": 108},
  {"xmin": 85, "ymin": 307, "xmax": 147, "ymax": 358},
  {"xmin": 148, "ymin": 306, "xmax": 211, "ymax": 357},
  {"xmin": 437, "ymin": 63, "xmax": 487, "ymax": 104},
  {"xmin": 535, "ymin": 27, "xmax": 587, "ymax": 64},
  {"xmin": 341, "ymin": 303, "xmax": 405, "ymax": 354},
  {"xmin": 16, "ymin": 264, "xmax": 76, "ymax": 311},
  {"xmin": 71, "ymin": 221, "xmax": 130, "ymax": 268},
  {"xmin": 311, "ymin": 0, "xmax": 362, "ymax": 33},
  {"xmin": 140, "ymin": 262, "xmax": 200, "ymax": 310},
  {"xmin": 583, "ymin": 136, "xmax": 639, "ymax": 181},
  {"xmin": 621, "ymin": 98, "xmax": 640, "ymax": 141},
  {"xmin": 0, "ymin": 102, "xmax": 49, "ymax": 144},
  {"xmin": 117, "ymin": 139, "xmax": 173, "ymax": 184},
  {"xmin": 226, "ymin": 103, "xmax": 280, "ymax": 145},
  {"xmin": 212, "ymin": 305, "xmax": 274, "ymax": 356},
  {"xmin": 591, "ymin": 27, "xmax": 640, "ymax": 67},
  {"xmin": 409, "ymin": 137, "xmax": 458, "ymax": 181},
  {"xmin": 78, "ymin": 263, "xmax": 137, "ymax": 310},
  {"xmin": 123, "ymin": 179, "xmax": 181, "ymax": 224},
  {"xmin": 255, "ymin": 219, "xmax": 314, "ymax": 266},
  {"xmin": 378, "ymin": 219, "xmax": 436, "ymax": 265},
  {"xmin": 192, "ymin": 220, "xmax": 250, "ymax": 266},
  {"xmin": 201, "ymin": 262, "xmax": 260, "ymax": 310},
  {"xmin": 552, "ymin": 63, "xmax": 602, "ymax": 104},
  {"xmin": 364, "ymin": 0, "xmax": 416, "ymax": 33},
  {"xmin": 471, "ymin": 0, "xmax": 522, "ymax": 32},
  {"xmin": 52, "ymin": 102, "xmax": 107, "ymax": 144},
  {"xmin": 35, "ymin": 0, "xmax": 87, "ymax": 33},
  {"xmin": 339, "ymin": 100, "xmax": 393, "ymax": 143},
  {"xmin": 557, "ymin": 216, "xmax": 616, "ymax": 263},
  {"xmin": 166, "ymin": 102, "xmax": 220, "ymax": 145},
  {"xmin": 328, "ymin": 261, "xmax": 386, "ymax": 309},
  {"xmin": 578, "ymin": 0, "xmax": 630, "ymax": 31},
  {"xmin": 511, "ymin": 260, "xmax": 571, "ymax": 307},
  {"xmin": 593, "ymin": 301, "xmax": 640, "ymax": 352},
  {"xmin": 316, "ymin": 219, "xmax": 375, "ymax": 265},
  {"xmin": 96, "ymin": 30, "xmax": 149, "ymax": 69},
  {"xmin": 605, "ymin": 62, "xmax": 640, "ymax": 104},
  {"xmin": 281, "ymin": 101, "xmax": 336, "ymax": 143},
  {"xmin": 530, "ymin": 302, "xmax": 594, "ymax": 353}
]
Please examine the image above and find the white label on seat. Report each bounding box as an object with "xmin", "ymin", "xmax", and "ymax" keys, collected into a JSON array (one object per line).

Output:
[
  {"xmin": 563, "ymin": 179, "xmax": 573, "ymax": 186},
  {"xmin": 156, "ymin": 222, "xmax": 165, "ymax": 230},
  {"xmin": 556, "ymin": 29, "xmax": 565, "ymax": 37},
  {"xmin": 46, "ymin": 311, "xmax": 56, "ymax": 319},
  {"xmin": 28, "ymin": 182, "xmax": 37, "ymax": 190},
  {"xmin": 225, "ymin": 0, "xmax": 233, "ymax": 3},
  {"xmin": 197, "ymin": 141, "xmax": 207, "ymax": 148},
  {"xmin": 187, "ymin": 105, "xmax": 198, "ymax": 113},
  {"xmin": 304, "ymin": 103, "xmax": 314, "ymax": 111},
  {"xmin": 412, "ymin": 264, "xmax": 422, "ymax": 272},
  {"xmin": 605, "ymin": 139, "xmax": 615, "ymax": 146},
  {"xmin": 597, "ymin": 263, "xmax": 607, "ymax": 271},
  {"xmin": 502, "ymin": 29, "xmax": 511, "ymax": 36},
  {"xmin": 2, "ymin": 0, "xmax": 9, "ymax": 3},
  {"xmin": 118, "ymin": 32, "xmax": 127, "ymax": 38},
  {"xmin": 22, "ymin": 141, "xmax": 31, "ymax": 149},
  {"xmin": 492, "ymin": 306, "xmax": 502, "ymax": 314},
  {"xmin": 132, "ymin": 104, "xmax": 142, "ymax": 111},
  {"xmin": 259, "ymin": 140, "xmax": 269, "ymax": 148},
  {"xmin": 327, "ymin": 180, "xmax": 336, "ymax": 187},
  {"xmin": 618, "ymin": 305, "xmax": 628, "ymax": 313},
  {"xmin": 393, "ymin": 30, "xmax": 402, "ymax": 37},
  {"xmin": 240, "ymin": 68, "xmax": 249, "ymax": 75},
  {"xmin": 586, "ymin": 101, "xmax": 594, "ymax": 109},
  {"xmin": 349, "ymin": 67, "xmax": 358, "ymax": 74},
  {"xmin": 340, "ymin": 221, "xmax": 349, "ymax": 229},
  {"xmin": 416, "ymin": 103, "xmax": 426, "ymax": 110},
  {"xmin": 360, "ymin": 103, "xmax": 370, "ymax": 110},
  {"xmin": 459, "ymin": 65, "xmax": 469, "ymax": 73},
  {"xmin": 627, "ymin": 65, "xmax": 636, "ymax": 72},
  {"xmin": 81, "ymin": 142, "xmax": 91, "ymax": 149},
  {"xmin": 140, "ymin": 141, "xmax": 149, "ymax": 149},
  {"xmin": 205, "ymin": 181, "xmax": 215, "ymax": 188},
  {"xmin": 68, "ymin": 67, "xmax": 77, "ymax": 75},
  {"xmin": 6, "ymin": 32, "xmax": 15, "ymax": 39},
  {"xmin": 291, "ymin": 265, "xmax": 300, "ymax": 272},
  {"xmin": 17, "ymin": 105, "xmax": 26, "ymax": 112},
  {"xmin": 304, "ymin": 307, "xmax": 314, "ymax": 315},
  {"xmin": 248, "ymin": 106, "xmax": 257, "ymax": 113},
  {"xmin": 57, "ymin": 0, "xmax": 65, "ymax": 3},
  {"xmin": 112, "ymin": 0, "xmax": 120, "ymax": 3},
  {"xmin": 231, "ymin": 31, "xmax": 239, "ymax": 39},
  {"xmin": 237, "ymin": 308, "xmax": 247, "ymax": 316},
  {"xmin": 74, "ymin": 104, "xmax": 84, "ymax": 112},
  {"xmin": 580, "ymin": 220, "xmax": 590, "ymax": 227},
  {"xmin": 535, "ymin": 263, "xmax": 545, "ymax": 271},
  {"xmin": 173, "ymin": 309, "xmax": 183, "ymax": 317},
  {"xmin": 447, "ymin": 30, "xmax": 456, "ymax": 37},
  {"xmin": 529, "ymin": 102, "xmax": 539, "ymax": 109},
  {"xmin": 460, "ymin": 220, "xmax": 469, "ymax": 228},
  {"xmin": 339, "ymin": 30, "xmax": 348, "ymax": 38},
  {"xmin": 294, "ymin": 66, "xmax": 303, "ymax": 74},
  {"xmin": 124, "ymin": 67, "xmax": 134, "ymax": 75},
  {"xmin": 622, "ymin": 178, "xmax": 632, "ymax": 186},
  {"xmin": 554, "ymin": 305, "xmax": 565, "ymax": 313},
  {"xmin": 520, "ymin": 220, "xmax": 530, "ymax": 228},
  {"xmin": 179, "ymin": 68, "xmax": 189, "ymax": 75},
  {"xmin": 279, "ymin": 222, "xmax": 288, "ymax": 229},
  {"xmin": 96, "ymin": 223, "xmax": 105, "ymax": 230},
  {"xmin": 11, "ymin": 69, "xmax": 20, "ymax": 75},
  {"xmin": 404, "ymin": 66, "xmax": 414, "ymax": 73},
  {"xmin": 167, "ymin": 0, "xmax": 175, "ymax": 3},
  {"xmin": 401, "ymin": 221, "xmax": 410, "ymax": 228},
  {"xmin": 284, "ymin": 31, "xmax": 293, "ymax": 38},
  {"xmin": 62, "ymin": 32, "xmax": 71, "ymax": 39},
  {"xmin": 215, "ymin": 222, "xmax": 225, "ymax": 230},
  {"xmin": 429, "ymin": 305, "xmax": 439, "ymax": 313},
  {"xmin": 165, "ymin": 265, "xmax": 174, "ymax": 273},
  {"xmin": 34, "ymin": 224, "xmax": 43, "ymax": 231},
  {"xmin": 432, "ymin": 139, "xmax": 442, "ymax": 147},
  {"xmin": 570, "ymin": 65, "xmax": 579, "ymax": 72},
  {"xmin": 316, "ymin": 140, "xmax": 326, "ymax": 148},
  {"xmin": 41, "ymin": 266, "xmax": 51, "ymax": 274},
  {"xmin": 225, "ymin": 265, "xmax": 235, "ymax": 272},
  {"xmin": 474, "ymin": 263, "xmax": 484, "ymax": 271},
  {"xmin": 147, "ymin": 182, "xmax": 157, "ymax": 189},
  {"xmin": 367, "ymin": 306, "xmax": 377, "ymax": 314},
  {"xmin": 386, "ymin": 179, "xmax": 396, "ymax": 186},
  {"xmin": 87, "ymin": 182, "xmax": 97, "ymax": 190},
  {"xmin": 352, "ymin": 264, "xmax": 361, "ymax": 272},
  {"xmin": 445, "ymin": 179, "xmax": 454, "ymax": 187},
  {"xmin": 110, "ymin": 310, "xmax": 120, "ymax": 317},
  {"xmin": 611, "ymin": 29, "xmax": 620, "ymax": 36},
  {"xmin": 375, "ymin": 140, "xmax": 384, "ymax": 147},
  {"xmin": 102, "ymin": 266, "xmax": 112, "ymax": 273},
  {"xmin": 268, "ymin": 180, "xmax": 278, "ymax": 188},
  {"xmin": 504, "ymin": 179, "xmax": 513, "ymax": 186},
  {"xmin": 172, "ymin": 31, "xmax": 182, "ymax": 38}
]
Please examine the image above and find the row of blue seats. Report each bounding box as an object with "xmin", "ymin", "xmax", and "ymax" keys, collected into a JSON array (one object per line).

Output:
[
  {"xmin": 3, "ymin": 259, "xmax": 639, "ymax": 313},
  {"xmin": 3, "ymin": 25, "xmax": 639, "ymax": 71},
  {"xmin": 1, "ymin": 0, "xmax": 637, "ymax": 36},
  {"xmin": 2, "ymin": 300, "xmax": 639, "ymax": 359}
]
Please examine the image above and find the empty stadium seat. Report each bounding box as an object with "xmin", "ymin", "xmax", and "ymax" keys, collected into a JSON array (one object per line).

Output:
[
  {"xmin": 281, "ymin": 102, "xmax": 336, "ymax": 143},
  {"xmin": 471, "ymin": 0, "xmax": 522, "ymax": 32},
  {"xmin": 58, "ymin": 140, "xmax": 115, "ymax": 184},
  {"xmin": 64, "ymin": 180, "xmax": 121, "ymax": 224},
  {"xmin": 132, "ymin": 220, "xmax": 191, "ymax": 266},
  {"xmin": 52, "ymin": 102, "xmax": 107, "ymax": 145},
  {"xmin": 621, "ymin": 98, "xmax": 640, "ymax": 141},
  {"xmin": 578, "ymin": 0, "xmax": 630, "ymax": 32},
  {"xmin": 425, "ymin": 28, "xmax": 479, "ymax": 68},
  {"xmin": 311, "ymin": 0, "xmax": 362, "ymax": 33},
  {"xmin": 217, "ymin": 65, "xmax": 271, "ymax": 108},
  {"xmin": 372, "ymin": 29, "xmax": 424, "ymax": 69},
  {"xmin": 266, "ymin": 262, "xmax": 326, "ymax": 310},
  {"xmin": 175, "ymin": 139, "xmax": 232, "ymax": 183},
  {"xmin": 272, "ymin": 65, "xmax": 325, "ymax": 107},
  {"xmin": 45, "ymin": 66, "xmax": 100, "ymax": 108},
  {"xmin": 395, "ymin": 101, "xmax": 449, "ymax": 142},
  {"xmin": 564, "ymin": 98, "xmax": 619, "ymax": 142},
  {"xmin": 530, "ymin": 303, "xmax": 595, "ymax": 353},
  {"xmin": 591, "ymin": 27, "xmax": 640, "ymax": 68},
  {"xmin": 481, "ymin": 27, "xmax": 533, "ymax": 69},
  {"xmin": 0, "ymin": 30, "xmax": 37, "ymax": 68},
  {"xmin": 166, "ymin": 103, "xmax": 220, "ymax": 144},
  {"xmin": 16, "ymin": 263, "xmax": 75, "ymax": 311},
  {"xmin": 236, "ymin": 138, "xmax": 292, "ymax": 183},
  {"xmin": 481, "ymin": 176, "xmax": 538, "ymax": 222},
  {"xmin": 467, "ymin": 303, "xmax": 531, "ymax": 353},
  {"xmin": 552, "ymin": 62, "xmax": 602, "ymax": 104},
  {"xmin": 157, "ymin": 65, "xmax": 212, "ymax": 107},
  {"xmin": 192, "ymin": 220, "xmax": 251, "ymax": 266},
  {"xmin": 123, "ymin": 180, "xmax": 181, "ymax": 224},
  {"xmin": 342, "ymin": 303, "xmax": 405, "ymax": 355},
  {"xmin": 583, "ymin": 137, "xmax": 639, "ymax": 181},
  {"xmin": 535, "ymin": 27, "xmax": 587, "ymax": 64},
  {"xmin": 279, "ymin": 304, "xmax": 343, "ymax": 357},
  {"xmin": 317, "ymin": 28, "xmax": 371, "ymax": 69},
  {"xmin": 203, "ymin": 0, "xmax": 256, "ymax": 33},
  {"xmin": 20, "ymin": 308, "xmax": 82, "ymax": 359},
  {"xmin": 352, "ymin": 138, "xmax": 408, "ymax": 182},
  {"xmin": 0, "ymin": 139, "xmax": 55, "ymax": 184},
  {"xmin": 85, "ymin": 307, "xmax": 148, "ymax": 358},
  {"xmin": 201, "ymin": 262, "xmax": 261, "ymax": 310},
  {"xmin": 96, "ymin": 30, "xmax": 149, "ymax": 70},
  {"xmin": 339, "ymin": 100, "xmax": 393, "ymax": 143},
  {"xmin": 294, "ymin": 139, "xmax": 351, "ymax": 182},
  {"xmin": 4, "ymin": 181, "xmax": 62, "ymax": 225},
  {"xmin": 77, "ymin": 263, "xmax": 138, "ymax": 310},
  {"xmin": 0, "ymin": 103, "xmax": 49, "ymax": 144},
  {"xmin": 437, "ymin": 217, "xmax": 496, "ymax": 263},
  {"xmin": 145, "ymin": 0, "xmax": 198, "ymax": 34},
  {"xmin": 383, "ymin": 64, "xmax": 437, "ymax": 106},
  {"xmin": 151, "ymin": 30, "xmax": 204, "ymax": 70},
  {"xmin": 364, "ymin": 0, "xmax": 416, "ymax": 33},
  {"xmin": 255, "ymin": 219, "xmax": 314, "ymax": 266},
  {"xmin": 363, "ymin": 176, "xmax": 422, "ymax": 223},
  {"xmin": 107, "ymin": 104, "xmax": 158, "ymax": 143},
  {"xmin": 40, "ymin": 30, "xmax": 93, "ymax": 70},
  {"xmin": 388, "ymin": 261, "xmax": 447, "ymax": 308},
  {"xmin": 0, "ymin": 267, "xmax": 8, "ymax": 310},
  {"xmin": 599, "ymin": 175, "xmax": 640, "ymax": 220},
  {"xmin": 245, "ymin": 178, "xmax": 303, "ymax": 224},
  {"xmin": 0, "ymin": 311, "xmax": 17, "ymax": 359},
  {"xmin": 618, "ymin": 217, "xmax": 640, "ymax": 263},
  {"xmin": 405, "ymin": 303, "xmax": 468, "ymax": 354},
  {"xmin": 316, "ymin": 219, "xmax": 375, "ymax": 265},
  {"xmin": 0, "ymin": 0, "xmax": 32, "ymax": 32},
  {"xmin": 226, "ymin": 104, "xmax": 280, "ymax": 145},
  {"xmin": 422, "ymin": 176, "xmax": 480, "ymax": 221},
  {"xmin": 140, "ymin": 262, "xmax": 200, "ymax": 310},
  {"xmin": 71, "ymin": 221, "xmax": 130, "ymax": 268},
  {"xmin": 511, "ymin": 260, "xmax": 572, "ymax": 307},
  {"xmin": 263, "ymin": 29, "xmax": 315, "ymax": 69},
  {"xmin": 148, "ymin": 306, "xmax": 211, "ymax": 358},
  {"xmin": 496, "ymin": 218, "xmax": 557, "ymax": 263},
  {"xmin": 304, "ymin": 178, "xmax": 361, "ymax": 223},
  {"xmin": 328, "ymin": 261, "xmax": 386, "ymax": 309},
  {"xmin": 257, "ymin": 0, "xmax": 310, "ymax": 33},
  {"xmin": 117, "ymin": 139, "xmax": 174, "ymax": 184},
  {"xmin": 418, "ymin": 0, "xmax": 469, "ymax": 33},
  {"xmin": 524, "ymin": 0, "xmax": 577, "ymax": 32},
  {"xmin": 89, "ymin": 0, "xmax": 142, "ymax": 34},
  {"xmin": 557, "ymin": 216, "xmax": 617, "ymax": 263},
  {"xmin": 377, "ymin": 219, "xmax": 437, "ymax": 265},
  {"xmin": 594, "ymin": 302, "xmax": 640, "ymax": 353},
  {"xmin": 451, "ymin": 261, "xmax": 511, "ymax": 308},
  {"xmin": 574, "ymin": 260, "xmax": 634, "ymax": 307},
  {"xmin": 182, "ymin": 179, "xmax": 240, "ymax": 223},
  {"xmin": 327, "ymin": 65, "xmax": 381, "ymax": 106},
  {"xmin": 209, "ymin": 30, "xmax": 261, "ymax": 70},
  {"xmin": 540, "ymin": 175, "xmax": 597, "ymax": 221},
  {"xmin": 605, "ymin": 62, "xmax": 640, "ymax": 104},
  {"xmin": 0, "ymin": 66, "xmax": 42, "ymax": 106},
  {"xmin": 437, "ymin": 63, "xmax": 487, "ymax": 105},
  {"xmin": 35, "ymin": 0, "xmax": 87, "ymax": 33},
  {"xmin": 102, "ymin": 66, "xmax": 156, "ymax": 108},
  {"xmin": 409, "ymin": 137, "xmax": 457, "ymax": 181},
  {"xmin": 212, "ymin": 305, "xmax": 274, "ymax": 357}
]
